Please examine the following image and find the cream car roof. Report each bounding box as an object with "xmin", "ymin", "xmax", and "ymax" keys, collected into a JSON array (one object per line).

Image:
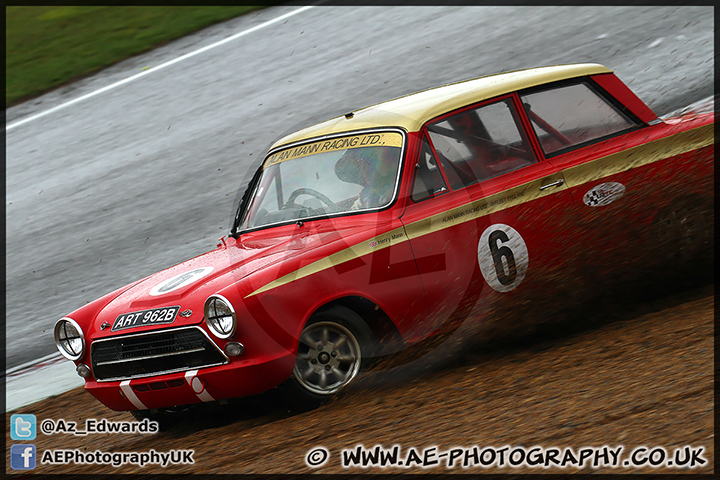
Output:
[{"xmin": 269, "ymin": 63, "xmax": 612, "ymax": 151}]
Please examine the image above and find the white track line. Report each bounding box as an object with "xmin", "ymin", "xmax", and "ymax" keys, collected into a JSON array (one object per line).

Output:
[
  {"xmin": 5, "ymin": 352, "xmax": 65, "ymax": 376},
  {"xmin": 6, "ymin": 6, "xmax": 314, "ymax": 132}
]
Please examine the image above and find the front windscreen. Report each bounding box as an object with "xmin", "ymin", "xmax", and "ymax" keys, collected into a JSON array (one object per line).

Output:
[{"xmin": 239, "ymin": 131, "xmax": 404, "ymax": 230}]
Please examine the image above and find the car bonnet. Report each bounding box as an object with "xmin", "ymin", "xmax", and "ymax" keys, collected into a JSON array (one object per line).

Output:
[{"xmin": 88, "ymin": 221, "xmax": 389, "ymax": 338}]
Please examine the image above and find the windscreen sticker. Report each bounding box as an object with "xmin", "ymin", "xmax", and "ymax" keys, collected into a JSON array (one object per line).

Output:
[
  {"xmin": 583, "ymin": 182, "xmax": 626, "ymax": 207},
  {"xmin": 149, "ymin": 267, "xmax": 214, "ymax": 296},
  {"xmin": 478, "ymin": 224, "xmax": 529, "ymax": 293},
  {"xmin": 264, "ymin": 132, "xmax": 403, "ymax": 168}
]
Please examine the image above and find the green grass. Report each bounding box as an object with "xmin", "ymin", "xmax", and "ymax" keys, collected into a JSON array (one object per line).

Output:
[{"xmin": 6, "ymin": 6, "xmax": 266, "ymax": 107}]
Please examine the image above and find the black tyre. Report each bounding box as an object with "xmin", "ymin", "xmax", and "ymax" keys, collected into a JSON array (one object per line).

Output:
[{"xmin": 279, "ymin": 305, "xmax": 375, "ymax": 410}]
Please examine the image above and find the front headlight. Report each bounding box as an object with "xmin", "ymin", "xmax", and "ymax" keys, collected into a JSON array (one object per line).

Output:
[
  {"xmin": 204, "ymin": 294, "xmax": 236, "ymax": 339},
  {"xmin": 54, "ymin": 318, "xmax": 85, "ymax": 361}
]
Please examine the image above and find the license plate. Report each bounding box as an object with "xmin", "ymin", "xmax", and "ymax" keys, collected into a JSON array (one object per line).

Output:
[{"xmin": 111, "ymin": 306, "xmax": 181, "ymax": 332}]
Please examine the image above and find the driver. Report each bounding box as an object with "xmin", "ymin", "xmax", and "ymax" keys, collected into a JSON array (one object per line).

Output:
[{"xmin": 335, "ymin": 147, "xmax": 398, "ymax": 209}]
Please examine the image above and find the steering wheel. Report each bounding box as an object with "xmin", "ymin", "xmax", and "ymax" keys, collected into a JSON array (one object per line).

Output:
[{"xmin": 286, "ymin": 188, "xmax": 338, "ymax": 213}]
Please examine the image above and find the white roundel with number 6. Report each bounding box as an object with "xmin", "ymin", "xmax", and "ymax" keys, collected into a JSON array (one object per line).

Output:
[{"xmin": 477, "ymin": 224, "xmax": 529, "ymax": 292}]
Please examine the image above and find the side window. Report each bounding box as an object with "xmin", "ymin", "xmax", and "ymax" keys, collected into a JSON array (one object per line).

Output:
[
  {"xmin": 520, "ymin": 81, "xmax": 638, "ymax": 156},
  {"xmin": 427, "ymin": 98, "xmax": 536, "ymax": 187},
  {"xmin": 411, "ymin": 136, "xmax": 448, "ymax": 202}
]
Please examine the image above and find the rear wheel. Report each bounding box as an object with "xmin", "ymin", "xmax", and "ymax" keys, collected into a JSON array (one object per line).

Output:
[
  {"xmin": 649, "ymin": 198, "xmax": 713, "ymax": 286},
  {"xmin": 654, "ymin": 200, "xmax": 713, "ymax": 261},
  {"xmin": 279, "ymin": 306, "xmax": 374, "ymax": 410}
]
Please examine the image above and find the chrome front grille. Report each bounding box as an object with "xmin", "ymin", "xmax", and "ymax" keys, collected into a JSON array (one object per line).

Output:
[{"xmin": 91, "ymin": 326, "xmax": 227, "ymax": 382}]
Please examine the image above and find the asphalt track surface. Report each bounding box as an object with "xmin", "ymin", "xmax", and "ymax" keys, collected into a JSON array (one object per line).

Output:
[{"xmin": 5, "ymin": 6, "xmax": 714, "ymax": 369}]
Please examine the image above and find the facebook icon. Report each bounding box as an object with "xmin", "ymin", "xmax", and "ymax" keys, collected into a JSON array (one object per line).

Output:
[{"xmin": 11, "ymin": 444, "xmax": 37, "ymax": 470}]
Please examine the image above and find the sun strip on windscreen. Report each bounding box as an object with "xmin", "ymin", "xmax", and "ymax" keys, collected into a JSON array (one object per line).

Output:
[
  {"xmin": 263, "ymin": 131, "xmax": 404, "ymax": 169},
  {"xmin": 244, "ymin": 123, "xmax": 713, "ymax": 298}
]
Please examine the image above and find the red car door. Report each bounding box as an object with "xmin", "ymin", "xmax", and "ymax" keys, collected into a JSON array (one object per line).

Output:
[
  {"xmin": 399, "ymin": 94, "xmax": 582, "ymax": 345},
  {"xmin": 518, "ymin": 75, "xmax": 714, "ymax": 288}
]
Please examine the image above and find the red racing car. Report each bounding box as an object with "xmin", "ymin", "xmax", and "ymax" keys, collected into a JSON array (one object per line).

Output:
[{"xmin": 54, "ymin": 63, "xmax": 714, "ymax": 420}]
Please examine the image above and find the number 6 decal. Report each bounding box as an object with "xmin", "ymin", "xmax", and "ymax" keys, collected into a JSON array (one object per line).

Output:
[{"xmin": 478, "ymin": 224, "xmax": 529, "ymax": 292}]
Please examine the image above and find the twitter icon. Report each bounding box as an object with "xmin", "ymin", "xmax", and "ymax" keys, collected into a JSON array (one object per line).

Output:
[{"xmin": 10, "ymin": 414, "xmax": 36, "ymax": 440}]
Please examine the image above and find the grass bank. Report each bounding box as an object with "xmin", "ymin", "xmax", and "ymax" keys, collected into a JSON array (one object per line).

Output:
[{"xmin": 6, "ymin": 6, "xmax": 266, "ymax": 107}]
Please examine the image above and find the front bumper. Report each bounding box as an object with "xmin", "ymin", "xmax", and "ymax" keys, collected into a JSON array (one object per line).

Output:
[{"xmin": 84, "ymin": 352, "xmax": 295, "ymax": 411}]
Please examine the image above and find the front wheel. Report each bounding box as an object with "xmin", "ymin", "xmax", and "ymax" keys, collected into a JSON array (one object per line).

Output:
[{"xmin": 279, "ymin": 306, "xmax": 374, "ymax": 410}]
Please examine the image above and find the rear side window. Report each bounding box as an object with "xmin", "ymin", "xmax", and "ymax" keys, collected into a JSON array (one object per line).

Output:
[{"xmin": 520, "ymin": 82, "xmax": 639, "ymax": 156}]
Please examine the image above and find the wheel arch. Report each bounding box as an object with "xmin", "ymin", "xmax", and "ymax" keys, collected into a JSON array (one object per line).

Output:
[{"xmin": 313, "ymin": 295, "xmax": 404, "ymax": 357}]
